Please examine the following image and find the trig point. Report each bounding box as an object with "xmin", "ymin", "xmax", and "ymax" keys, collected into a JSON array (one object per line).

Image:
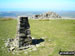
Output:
[
  {"xmin": 6, "ymin": 16, "xmax": 32, "ymax": 51},
  {"xmin": 17, "ymin": 17, "xmax": 32, "ymax": 47}
]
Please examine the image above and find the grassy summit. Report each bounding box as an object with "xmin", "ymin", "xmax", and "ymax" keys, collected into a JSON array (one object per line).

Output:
[{"xmin": 0, "ymin": 18, "xmax": 75, "ymax": 56}]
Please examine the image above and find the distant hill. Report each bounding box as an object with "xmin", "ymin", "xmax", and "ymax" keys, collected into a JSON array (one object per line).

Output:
[
  {"xmin": 0, "ymin": 11, "xmax": 43, "ymax": 18},
  {"xmin": 0, "ymin": 11, "xmax": 75, "ymax": 19},
  {"xmin": 56, "ymin": 11, "xmax": 75, "ymax": 18}
]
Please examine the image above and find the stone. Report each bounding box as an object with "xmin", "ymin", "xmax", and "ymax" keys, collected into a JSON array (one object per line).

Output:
[
  {"xmin": 10, "ymin": 47, "xmax": 15, "ymax": 51},
  {"xmin": 31, "ymin": 11, "xmax": 61, "ymax": 19},
  {"xmin": 36, "ymin": 44, "xmax": 40, "ymax": 47},
  {"xmin": 32, "ymin": 47, "xmax": 37, "ymax": 51}
]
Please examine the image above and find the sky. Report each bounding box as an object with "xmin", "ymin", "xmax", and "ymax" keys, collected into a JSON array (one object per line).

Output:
[{"xmin": 0, "ymin": 0, "xmax": 75, "ymax": 11}]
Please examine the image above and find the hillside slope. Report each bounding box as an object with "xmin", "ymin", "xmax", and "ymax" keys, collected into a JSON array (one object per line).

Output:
[{"xmin": 0, "ymin": 19, "xmax": 75, "ymax": 56}]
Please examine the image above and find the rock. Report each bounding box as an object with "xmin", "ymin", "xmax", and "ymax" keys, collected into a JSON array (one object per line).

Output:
[
  {"xmin": 31, "ymin": 11, "xmax": 61, "ymax": 19},
  {"xmin": 32, "ymin": 37, "xmax": 35, "ymax": 39},
  {"xmin": 9, "ymin": 47, "xmax": 15, "ymax": 51},
  {"xmin": 36, "ymin": 44, "xmax": 40, "ymax": 47},
  {"xmin": 32, "ymin": 47, "xmax": 37, "ymax": 51}
]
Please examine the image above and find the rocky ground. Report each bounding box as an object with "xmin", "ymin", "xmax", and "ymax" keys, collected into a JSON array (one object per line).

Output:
[
  {"xmin": 5, "ymin": 37, "xmax": 45, "ymax": 55},
  {"xmin": 31, "ymin": 11, "xmax": 61, "ymax": 19}
]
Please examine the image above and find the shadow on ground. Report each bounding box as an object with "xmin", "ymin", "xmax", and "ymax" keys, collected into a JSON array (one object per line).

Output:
[{"xmin": 32, "ymin": 38, "xmax": 44, "ymax": 45}]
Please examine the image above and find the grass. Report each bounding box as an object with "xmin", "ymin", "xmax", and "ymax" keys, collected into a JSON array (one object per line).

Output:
[{"xmin": 0, "ymin": 18, "xmax": 75, "ymax": 56}]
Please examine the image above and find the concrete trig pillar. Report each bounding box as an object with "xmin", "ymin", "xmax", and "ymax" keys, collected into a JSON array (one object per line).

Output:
[{"xmin": 17, "ymin": 17, "xmax": 32, "ymax": 47}]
